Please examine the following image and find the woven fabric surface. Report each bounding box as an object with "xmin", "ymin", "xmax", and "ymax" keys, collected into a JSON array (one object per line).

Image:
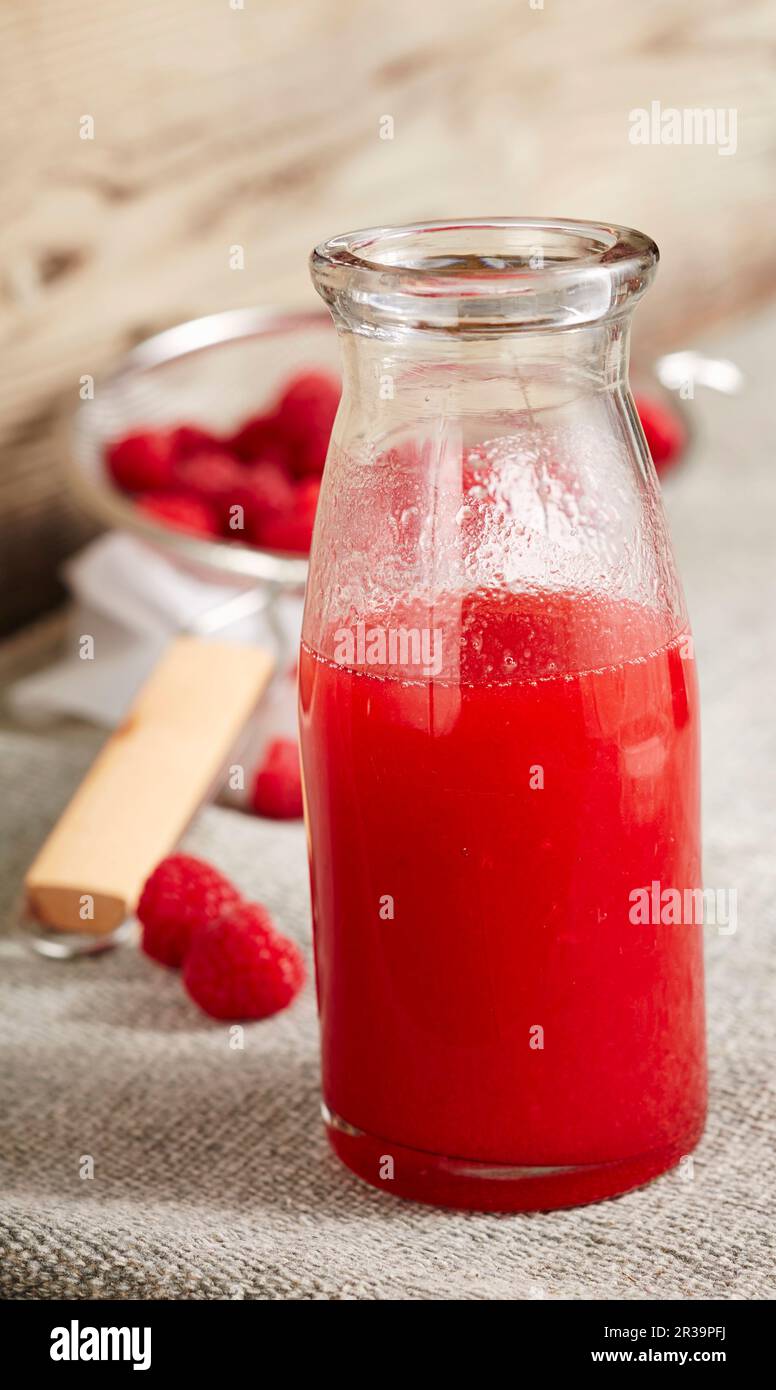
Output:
[{"xmin": 1, "ymin": 314, "xmax": 775, "ymax": 1300}]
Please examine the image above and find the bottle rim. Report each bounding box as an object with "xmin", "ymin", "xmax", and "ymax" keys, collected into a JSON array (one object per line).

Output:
[{"xmin": 311, "ymin": 217, "xmax": 658, "ymax": 335}]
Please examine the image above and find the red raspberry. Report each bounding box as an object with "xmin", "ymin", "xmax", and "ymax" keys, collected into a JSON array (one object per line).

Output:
[
  {"xmin": 259, "ymin": 478, "xmax": 320, "ymax": 554},
  {"xmin": 250, "ymin": 737, "xmax": 304, "ymax": 819},
  {"xmin": 106, "ymin": 430, "xmax": 176, "ymax": 493},
  {"xmin": 174, "ymin": 451, "xmax": 247, "ymax": 528},
  {"xmin": 241, "ymin": 442, "xmax": 290, "ymax": 474},
  {"xmin": 276, "ymin": 371, "xmax": 340, "ymax": 477},
  {"xmin": 170, "ymin": 424, "xmax": 223, "ymax": 460},
  {"xmin": 183, "ymin": 902, "xmax": 306, "ymax": 1020},
  {"xmin": 229, "ymin": 411, "xmax": 291, "ymax": 466},
  {"xmin": 136, "ymin": 491, "xmax": 221, "ymax": 537},
  {"xmin": 635, "ymin": 394, "xmax": 687, "ymax": 474},
  {"xmin": 138, "ymin": 853, "xmax": 241, "ymax": 967},
  {"xmin": 230, "ymin": 461, "xmax": 297, "ymax": 543}
]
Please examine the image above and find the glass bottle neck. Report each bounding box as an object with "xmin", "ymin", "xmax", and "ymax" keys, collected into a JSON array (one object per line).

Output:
[{"xmin": 336, "ymin": 320, "xmax": 632, "ymax": 430}]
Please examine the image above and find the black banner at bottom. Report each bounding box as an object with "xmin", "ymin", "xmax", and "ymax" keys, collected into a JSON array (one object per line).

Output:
[{"xmin": 0, "ymin": 1296, "xmax": 766, "ymax": 1375}]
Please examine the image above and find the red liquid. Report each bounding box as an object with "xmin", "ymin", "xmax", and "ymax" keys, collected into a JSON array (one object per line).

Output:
[{"xmin": 299, "ymin": 589, "xmax": 706, "ymax": 1209}]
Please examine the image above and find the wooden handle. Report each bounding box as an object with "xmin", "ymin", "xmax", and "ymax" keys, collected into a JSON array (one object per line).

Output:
[{"xmin": 24, "ymin": 636, "xmax": 273, "ymax": 934}]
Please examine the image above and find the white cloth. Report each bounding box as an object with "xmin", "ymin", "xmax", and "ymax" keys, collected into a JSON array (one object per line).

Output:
[{"xmin": 7, "ymin": 536, "xmax": 302, "ymax": 797}]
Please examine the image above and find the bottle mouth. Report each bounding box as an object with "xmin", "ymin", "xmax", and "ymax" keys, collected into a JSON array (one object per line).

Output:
[{"xmin": 311, "ymin": 218, "xmax": 658, "ymax": 335}]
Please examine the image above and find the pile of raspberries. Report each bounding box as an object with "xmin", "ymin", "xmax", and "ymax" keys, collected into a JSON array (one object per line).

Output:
[{"xmin": 105, "ymin": 370, "xmax": 340, "ymax": 554}]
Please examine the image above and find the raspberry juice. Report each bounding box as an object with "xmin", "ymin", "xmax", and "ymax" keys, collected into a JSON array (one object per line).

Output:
[{"xmin": 298, "ymin": 587, "xmax": 706, "ymax": 1210}]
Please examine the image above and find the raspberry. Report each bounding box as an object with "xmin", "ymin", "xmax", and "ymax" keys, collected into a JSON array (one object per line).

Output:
[
  {"xmin": 183, "ymin": 902, "xmax": 306, "ymax": 1020},
  {"xmin": 174, "ymin": 451, "xmax": 247, "ymax": 528},
  {"xmin": 275, "ymin": 371, "xmax": 340, "ymax": 477},
  {"xmin": 136, "ymin": 490, "xmax": 221, "ymax": 537},
  {"xmin": 230, "ymin": 461, "xmax": 297, "ymax": 544},
  {"xmin": 250, "ymin": 737, "xmax": 304, "ymax": 819},
  {"xmin": 229, "ymin": 411, "xmax": 290, "ymax": 466},
  {"xmin": 138, "ymin": 854, "xmax": 241, "ymax": 967},
  {"xmin": 259, "ymin": 478, "xmax": 320, "ymax": 554},
  {"xmin": 171, "ymin": 424, "xmax": 223, "ymax": 460},
  {"xmin": 106, "ymin": 430, "xmax": 176, "ymax": 493},
  {"xmin": 635, "ymin": 394, "xmax": 687, "ymax": 474}
]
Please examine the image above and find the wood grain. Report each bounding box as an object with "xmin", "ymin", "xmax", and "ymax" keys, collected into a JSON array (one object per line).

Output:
[{"xmin": 1, "ymin": 0, "xmax": 774, "ymax": 632}]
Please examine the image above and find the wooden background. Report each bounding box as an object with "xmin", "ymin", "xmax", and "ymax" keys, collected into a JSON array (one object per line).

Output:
[{"xmin": 1, "ymin": 0, "xmax": 774, "ymax": 633}]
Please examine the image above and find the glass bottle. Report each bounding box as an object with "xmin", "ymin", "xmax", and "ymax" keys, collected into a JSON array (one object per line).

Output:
[{"xmin": 299, "ymin": 219, "xmax": 706, "ymax": 1211}]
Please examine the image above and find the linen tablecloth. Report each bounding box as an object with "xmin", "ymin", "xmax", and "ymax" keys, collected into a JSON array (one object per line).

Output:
[{"xmin": 1, "ymin": 312, "xmax": 775, "ymax": 1300}]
